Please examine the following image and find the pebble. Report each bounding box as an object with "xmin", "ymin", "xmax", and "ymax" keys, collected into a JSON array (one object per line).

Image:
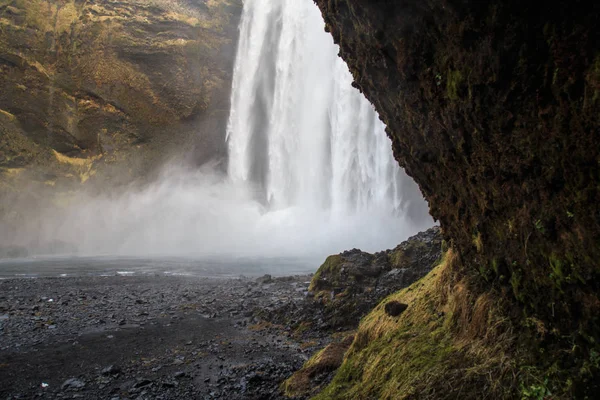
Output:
[
  {"xmin": 61, "ymin": 378, "xmax": 85, "ymax": 390},
  {"xmin": 0, "ymin": 274, "xmax": 317, "ymax": 399}
]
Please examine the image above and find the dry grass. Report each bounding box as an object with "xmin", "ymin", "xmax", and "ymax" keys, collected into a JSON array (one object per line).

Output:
[
  {"xmin": 314, "ymin": 249, "xmax": 521, "ymax": 400},
  {"xmin": 52, "ymin": 150, "xmax": 101, "ymax": 183},
  {"xmin": 282, "ymin": 335, "xmax": 354, "ymax": 398},
  {"xmin": 0, "ymin": 109, "xmax": 16, "ymax": 122},
  {"xmin": 55, "ymin": 1, "xmax": 78, "ymax": 35}
]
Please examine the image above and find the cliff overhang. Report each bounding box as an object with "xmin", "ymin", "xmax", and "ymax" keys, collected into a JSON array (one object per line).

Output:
[{"xmin": 314, "ymin": 0, "xmax": 600, "ymax": 397}]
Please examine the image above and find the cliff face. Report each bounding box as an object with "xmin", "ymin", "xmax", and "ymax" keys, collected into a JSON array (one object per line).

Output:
[
  {"xmin": 315, "ymin": 0, "xmax": 599, "ymax": 396},
  {"xmin": 0, "ymin": 0, "xmax": 241, "ymax": 191}
]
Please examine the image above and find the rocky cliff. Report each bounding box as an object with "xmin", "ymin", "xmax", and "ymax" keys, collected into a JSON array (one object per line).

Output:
[
  {"xmin": 314, "ymin": 0, "xmax": 599, "ymax": 398},
  {"xmin": 0, "ymin": 0, "xmax": 241, "ymax": 192}
]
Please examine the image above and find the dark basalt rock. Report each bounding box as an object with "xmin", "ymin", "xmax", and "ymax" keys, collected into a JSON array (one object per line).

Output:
[
  {"xmin": 259, "ymin": 227, "xmax": 442, "ymax": 332},
  {"xmin": 384, "ymin": 301, "xmax": 408, "ymax": 317},
  {"xmin": 61, "ymin": 378, "xmax": 85, "ymax": 390},
  {"xmin": 309, "ymin": 226, "xmax": 442, "ymax": 295}
]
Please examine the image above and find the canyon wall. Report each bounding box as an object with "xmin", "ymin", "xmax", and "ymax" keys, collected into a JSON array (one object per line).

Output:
[{"xmin": 0, "ymin": 0, "xmax": 241, "ymax": 192}]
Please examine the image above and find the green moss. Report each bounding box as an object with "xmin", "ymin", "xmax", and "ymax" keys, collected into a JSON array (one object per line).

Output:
[
  {"xmin": 586, "ymin": 54, "xmax": 600, "ymax": 104},
  {"xmin": 309, "ymin": 254, "xmax": 344, "ymax": 291},
  {"xmin": 389, "ymin": 248, "xmax": 407, "ymax": 268},
  {"xmin": 315, "ymin": 325, "xmax": 454, "ymax": 399},
  {"xmin": 472, "ymin": 231, "xmax": 483, "ymax": 253},
  {"xmin": 548, "ymin": 254, "xmax": 564, "ymax": 290},
  {"xmin": 491, "ymin": 258, "xmax": 499, "ymax": 275},
  {"xmin": 446, "ymin": 69, "xmax": 463, "ymax": 100},
  {"xmin": 313, "ymin": 251, "xmax": 519, "ymax": 400}
]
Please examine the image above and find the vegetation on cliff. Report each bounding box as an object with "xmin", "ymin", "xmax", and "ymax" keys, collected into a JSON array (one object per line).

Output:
[
  {"xmin": 314, "ymin": 0, "xmax": 600, "ymax": 397},
  {"xmin": 0, "ymin": 0, "xmax": 241, "ymax": 190}
]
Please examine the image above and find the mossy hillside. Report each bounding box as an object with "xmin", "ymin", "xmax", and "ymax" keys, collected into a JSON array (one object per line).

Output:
[{"xmin": 314, "ymin": 249, "xmax": 598, "ymax": 399}]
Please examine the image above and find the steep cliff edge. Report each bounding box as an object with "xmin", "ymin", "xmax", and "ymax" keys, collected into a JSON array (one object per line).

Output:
[
  {"xmin": 314, "ymin": 0, "xmax": 599, "ymax": 397},
  {"xmin": 0, "ymin": 0, "xmax": 241, "ymax": 191}
]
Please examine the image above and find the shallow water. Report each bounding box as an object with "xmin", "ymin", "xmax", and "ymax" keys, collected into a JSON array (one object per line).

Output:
[{"xmin": 0, "ymin": 255, "xmax": 319, "ymax": 279}]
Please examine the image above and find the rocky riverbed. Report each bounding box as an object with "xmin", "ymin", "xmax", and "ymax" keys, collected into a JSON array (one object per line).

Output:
[
  {"xmin": 0, "ymin": 274, "xmax": 321, "ymax": 400},
  {"xmin": 0, "ymin": 228, "xmax": 442, "ymax": 400}
]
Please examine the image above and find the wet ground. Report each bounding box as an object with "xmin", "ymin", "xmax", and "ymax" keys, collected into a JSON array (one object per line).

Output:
[
  {"xmin": 0, "ymin": 274, "xmax": 323, "ymax": 399},
  {"xmin": 0, "ymin": 255, "xmax": 319, "ymax": 279}
]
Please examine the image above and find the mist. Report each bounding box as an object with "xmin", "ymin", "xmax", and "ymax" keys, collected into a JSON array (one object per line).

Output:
[
  {"xmin": 0, "ymin": 161, "xmax": 430, "ymax": 260},
  {"xmin": 0, "ymin": 0, "xmax": 434, "ymax": 264}
]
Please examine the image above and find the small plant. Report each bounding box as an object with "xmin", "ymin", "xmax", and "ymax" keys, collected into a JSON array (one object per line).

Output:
[
  {"xmin": 566, "ymin": 210, "xmax": 574, "ymax": 218},
  {"xmin": 534, "ymin": 219, "xmax": 546, "ymax": 234},
  {"xmin": 521, "ymin": 378, "xmax": 552, "ymax": 400},
  {"xmin": 435, "ymin": 73, "xmax": 442, "ymax": 86}
]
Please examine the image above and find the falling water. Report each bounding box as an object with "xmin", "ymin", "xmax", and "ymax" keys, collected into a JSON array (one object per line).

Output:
[
  {"xmin": 1, "ymin": 0, "xmax": 432, "ymax": 262},
  {"xmin": 227, "ymin": 0, "xmax": 424, "ymax": 221}
]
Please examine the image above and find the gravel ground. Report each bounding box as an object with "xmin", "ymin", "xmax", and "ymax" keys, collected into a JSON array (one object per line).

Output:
[{"xmin": 0, "ymin": 274, "xmax": 325, "ymax": 400}]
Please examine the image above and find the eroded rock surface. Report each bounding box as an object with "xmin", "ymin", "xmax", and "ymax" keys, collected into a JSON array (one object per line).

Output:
[{"xmin": 0, "ymin": 0, "xmax": 241, "ymax": 190}]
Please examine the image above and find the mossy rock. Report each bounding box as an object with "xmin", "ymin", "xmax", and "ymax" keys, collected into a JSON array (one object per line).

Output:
[{"xmin": 309, "ymin": 227, "xmax": 442, "ymax": 294}]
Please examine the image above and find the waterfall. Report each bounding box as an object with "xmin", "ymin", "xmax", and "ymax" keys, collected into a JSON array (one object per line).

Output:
[
  {"xmin": 5, "ymin": 0, "xmax": 431, "ymax": 260},
  {"xmin": 227, "ymin": 0, "xmax": 422, "ymax": 221}
]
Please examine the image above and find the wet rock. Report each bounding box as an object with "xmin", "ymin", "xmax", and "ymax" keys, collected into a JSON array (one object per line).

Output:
[
  {"xmin": 101, "ymin": 365, "xmax": 121, "ymax": 376},
  {"xmin": 0, "ymin": 272, "xmax": 317, "ymax": 399},
  {"xmin": 309, "ymin": 227, "xmax": 441, "ymax": 294},
  {"xmin": 256, "ymin": 275, "xmax": 273, "ymax": 284},
  {"xmin": 258, "ymin": 227, "xmax": 441, "ymax": 333},
  {"xmin": 384, "ymin": 301, "xmax": 408, "ymax": 317},
  {"xmin": 173, "ymin": 371, "xmax": 186, "ymax": 379},
  {"xmin": 133, "ymin": 379, "xmax": 153, "ymax": 389},
  {"xmin": 61, "ymin": 378, "xmax": 85, "ymax": 390}
]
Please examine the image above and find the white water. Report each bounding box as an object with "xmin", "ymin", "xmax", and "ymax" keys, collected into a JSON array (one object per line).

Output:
[
  {"xmin": 1, "ymin": 0, "xmax": 432, "ymax": 261},
  {"xmin": 228, "ymin": 0, "xmax": 406, "ymax": 215},
  {"xmin": 225, "ymin": 0, "xmax": 430, "ymax": 237}
]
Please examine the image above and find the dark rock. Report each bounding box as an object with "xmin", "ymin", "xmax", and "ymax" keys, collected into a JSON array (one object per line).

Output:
[
  {"xmin": 101, "ymin": 365, "xmax": 121, "ymax": 376},
  {"xmin": 256, "ymin": 275, "xmax": 273, "ymax": 284},
  {"xmin": 133, "ymin": 379, "xmax": 153, "ymax": 389},
  {"xmin": 61, "ymin": 378, "xmax": 85, "ymax": 390},
  {"xmin": 384, "ymin": 301, "xmax": 408, "ymax": 317},
  {"xmin": 309, "ymin": 227, "xmax": 441, "ymax": 294},
  {"xmin": 173, "ymin": 371, "xmax": 186, "ymax": 379}
]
